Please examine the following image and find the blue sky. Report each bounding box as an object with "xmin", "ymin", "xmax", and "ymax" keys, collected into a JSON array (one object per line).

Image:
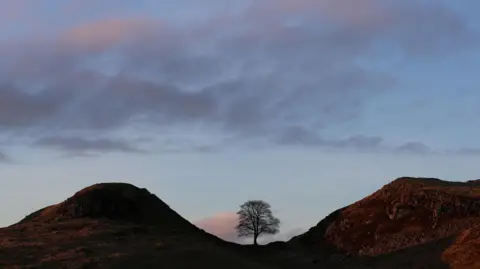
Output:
[{"xmin": 0, "ymin": 0, "xmax": 479, "ymax": 242}]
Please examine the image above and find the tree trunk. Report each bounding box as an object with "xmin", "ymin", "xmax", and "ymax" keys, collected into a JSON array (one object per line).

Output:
[{"xmin": 253, "ymin": 234, "xmax": 258, "ymax": 246}]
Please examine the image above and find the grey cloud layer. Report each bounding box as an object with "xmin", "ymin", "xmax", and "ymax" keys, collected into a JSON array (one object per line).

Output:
[
  {"xmin": 35, "ymin": 137, "xmax": 145, "ymax": 154},
  {"xmin": 0, "ymin": 0, "xmax": 475, "ymax": 154},
  {"xmin": 0, "ymin": 150, "xmax": 8, "ymax": 162}
]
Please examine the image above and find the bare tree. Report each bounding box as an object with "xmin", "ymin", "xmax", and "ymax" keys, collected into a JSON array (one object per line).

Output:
[{"xmin": 236, "ymin": 200, "xmax": 280, "ymax": 245}]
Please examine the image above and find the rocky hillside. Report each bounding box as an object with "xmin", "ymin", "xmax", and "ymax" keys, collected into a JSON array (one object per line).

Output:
[
  {"xmin": 290, "ymin": 177, "xmax": 480, "ymax": 268},
  {"xmin": 2, "ymin": 178, "xmax": 480, "ymax": 269},
  {"xmin": 0, "ymin": 183, "xmax": 316, "ymax": 269},
  {"xmin": 18, "ymin": 183, "xmax": 195, "ymax": 228}
]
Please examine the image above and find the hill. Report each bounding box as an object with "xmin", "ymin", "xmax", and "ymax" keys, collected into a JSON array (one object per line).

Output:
[
  {"xmin": 17, "ymin": 183, "xmax": 194, "ymax": 228},
  {"xmin": 0, "ymin": 183, "xmax": 295, "ymax": 269},
  {"xmin": 2, "ymin": 178, "xmax": 480, "ymax": 268},
  {"xmin": 289, "ymin": 177, "xmax": 480, "ymax": 268}
]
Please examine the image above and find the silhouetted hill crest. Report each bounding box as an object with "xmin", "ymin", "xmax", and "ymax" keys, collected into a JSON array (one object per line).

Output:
[{"xmin": 18, "ymin": 183, "xmax": 194, "ymax": 229}]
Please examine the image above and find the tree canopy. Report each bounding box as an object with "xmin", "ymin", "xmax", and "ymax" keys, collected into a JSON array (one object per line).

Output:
[{"xmin": 236, "ymin": 200, "xmax": 280, "ymax": 245}]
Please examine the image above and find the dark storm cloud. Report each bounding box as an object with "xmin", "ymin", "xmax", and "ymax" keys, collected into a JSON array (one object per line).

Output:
[{"xmin": 0, "ymin": 0, "xmax": 475, "ymax": 154}]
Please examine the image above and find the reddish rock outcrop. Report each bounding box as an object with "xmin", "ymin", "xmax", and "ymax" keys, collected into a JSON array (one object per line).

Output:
[
  {"xmin": 443, "ymin": 227, "xmax": 480, "ymax": 269},
  {"xmin": 291, "ymin": 177, "xmax": 480, "ymax": 257}
]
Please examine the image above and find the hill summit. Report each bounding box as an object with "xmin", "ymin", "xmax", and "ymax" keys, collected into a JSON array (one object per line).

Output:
[
  {"xmin": 290, "ymin": 177, "xmax": 480, "ymax": 260},
  {"xmin": 3, "ymin": 183, "xmax": 277, "ymax": 269},
  {"xmin": 18, "ymin": 183, "xmax": 192, "ymax": 229}
]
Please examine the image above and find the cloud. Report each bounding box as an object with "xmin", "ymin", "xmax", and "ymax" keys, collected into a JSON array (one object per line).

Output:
[
  {"xmin": 0, "ymin": 0, "xmax": 37, "ymax": 24},
  {"xmin": 0, "ymin": 40, "xmax": 393, "ymax": 142},
  {"xmin": 252, "ymin": 0, "xmax": 389, "ymax": 29},
  {"xmin": 194, "ymin": 212, "xmax": 240, "ymax": 242},
  {"xmin": 395, "ymin": 142, "xmax": 432, "ymax": 155},
  {"xmin": 0, "ymin": 0, "xmax": 475, "ymax": 155},
  {"xmin": 247, "ymin": 0, "xmax": 475, "ymax": 56},
  {"xmin": 34, "ymin": 136, "xmax": 145, "ymax": 154},
  {"xmin": 0, "ymin": 73, "xmax": 219, "ymax": 131},
  {"xmin": 454, "ymin": 148, "xmax": 480, "ymax": 156},
  {"xmin": 277, "ymin": 127, "xmax": 384, "ymax": 150},
  {"xmin": 0, "ymin": 85, "xmax": 66, "ymax": 128},
  {"xmin": 276, "ymin": 130, "xmax": 480, "ymax": 157},
  {"xmin": 194, "ymin": 212, "xmax": 305, "ymax": 244},
  {"xmin": 393, "ymin": 143, "xmax": 480, "ymax": 157},
  {"xmin": 59, "ymin": 18, "xmax": 161, "ymax": 53},
  {"xmin": 0, "ymin": 150, "xmax": 9, "ymax": 162}
]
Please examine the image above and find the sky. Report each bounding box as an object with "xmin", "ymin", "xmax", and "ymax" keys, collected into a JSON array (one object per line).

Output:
[{"xmin": 0, "ymin": 0, "xmax": 480, "ymax": 243}]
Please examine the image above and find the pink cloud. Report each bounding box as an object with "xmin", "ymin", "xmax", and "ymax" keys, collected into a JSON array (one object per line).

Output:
[
  {"xmin": 194, "ymin": 212, "xmax": 305, "ymax": 245},
  {"xmin": 194, "ymin": 212, "xmax": 239, "ymax": 242},
  {"xmin": 58, "ymin": 18, "xmax": 162, "ymax": 52}
]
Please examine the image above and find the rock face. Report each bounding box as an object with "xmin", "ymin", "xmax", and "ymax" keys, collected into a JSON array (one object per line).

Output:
[
  {"xmin": 290, "ymin": 177, "xmax": 480, "ymax": 257},
  {"xmin": 443, "ymin": 227, "xmax": 480, "ymax": 269},
  {"xmin": 19, "ymin": 183, "xmax": 193, "ymax": 229}
]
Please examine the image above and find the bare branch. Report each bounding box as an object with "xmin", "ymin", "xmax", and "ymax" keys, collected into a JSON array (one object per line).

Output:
[{"xmin": 235, "ymin": 200, "xmax": 281, "ymax": 245}]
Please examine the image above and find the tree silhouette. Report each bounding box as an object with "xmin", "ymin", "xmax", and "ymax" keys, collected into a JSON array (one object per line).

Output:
[{"xmin": 235, "ymin": 200, "xmax": 280, "ymax": 245}]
